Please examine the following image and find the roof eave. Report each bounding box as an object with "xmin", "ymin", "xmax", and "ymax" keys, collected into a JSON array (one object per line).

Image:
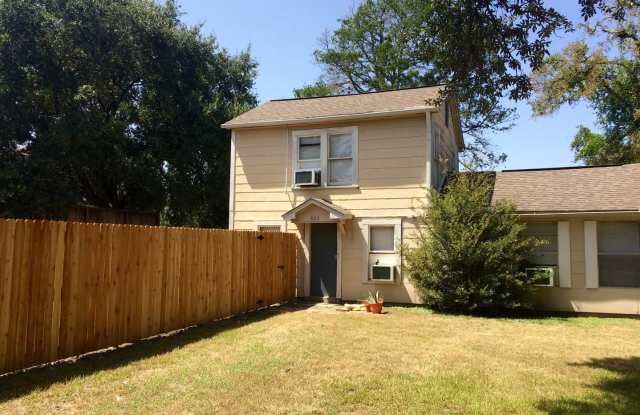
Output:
[
  {"xmin": 516, "ymin": 209, "xmax": 640, "ymax": 216},
  {"xmin": 221, "ymin": 106, "xmax": 434, "ymax": 130}
]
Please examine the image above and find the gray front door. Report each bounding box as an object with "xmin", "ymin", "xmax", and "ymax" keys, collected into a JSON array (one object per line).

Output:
[{"xmin": 310, "ymin": 223, "xmax": 337, "ymax": 297}]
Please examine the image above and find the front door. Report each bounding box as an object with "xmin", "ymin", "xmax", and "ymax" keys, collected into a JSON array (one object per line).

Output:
[{"xmin": 310, "ymin": 223, "xmax": 337, "ymax": 297}]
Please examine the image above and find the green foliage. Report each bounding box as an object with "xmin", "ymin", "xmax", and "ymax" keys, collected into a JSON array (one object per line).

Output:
[
  {"xmin": 571, "ymin": 125, "xmax": 638, "ymax": 165},
  {"xmin": 404, "ymin": 174, "xmax": 541, "ymax": 313},
  {"xmin": 312, "ymin": 0, "xmax": 570, "ymax": 168},
  {"xmin": 293, "ymin": 81, "xmax": 336, "ymax": 98},
  {"xmin": 0, "ymin": 0, "xmax": 257, "ymax": 227},
  {"xmin": 531, "ymin": 0, "xmax": 640, "ymax": 165},
  {"xmin": 367, "ymin": 290, "xmax": 384, "ymax": 304}
]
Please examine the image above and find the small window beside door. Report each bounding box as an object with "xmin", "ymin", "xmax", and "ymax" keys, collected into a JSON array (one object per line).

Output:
[
  {"xmin": 364, "ymin": 220, "xmax": 401, "ymax": 283},
  {"xmin": 370, "ymin": 226, "xmax": 395, "ymax": 253}
]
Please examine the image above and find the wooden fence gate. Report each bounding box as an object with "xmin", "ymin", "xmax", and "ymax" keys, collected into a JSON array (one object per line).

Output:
[{"xmin": 0, "ymin": 219, "xmax": 298, "ymax": 375}]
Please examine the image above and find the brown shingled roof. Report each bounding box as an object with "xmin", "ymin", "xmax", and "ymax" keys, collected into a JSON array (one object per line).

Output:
[
  {"xmin": 491, "ymin": 163, "xmax": 640, "ymax": 213},
  {"xmin": 222, "ymin": 85, "xmax": 444, "ymax": 129}
]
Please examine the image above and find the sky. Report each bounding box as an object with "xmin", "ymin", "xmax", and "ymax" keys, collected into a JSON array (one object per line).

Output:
[{"xmin": 177, "ymin": 0, "xmax": 600, "ymax": 171}]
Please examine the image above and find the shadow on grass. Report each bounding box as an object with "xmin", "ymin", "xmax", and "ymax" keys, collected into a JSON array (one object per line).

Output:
[
  {"xmin": 0, "ymin": 303, "xmax": 307, "ymax": 403},
  {"xmin": 537, "ymin": 357, "xmax": 640, "ymax": 415}
]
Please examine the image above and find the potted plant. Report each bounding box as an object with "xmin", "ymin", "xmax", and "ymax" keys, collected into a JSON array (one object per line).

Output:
[{"xmin": 367, "ymin": 291, "xmax": 384, "ymax": 314}]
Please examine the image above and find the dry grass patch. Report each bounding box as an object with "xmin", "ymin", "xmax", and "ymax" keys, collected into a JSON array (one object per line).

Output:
[{"xmin": 0, "ymin": 304, "xmax": 639, "ymax": 414}]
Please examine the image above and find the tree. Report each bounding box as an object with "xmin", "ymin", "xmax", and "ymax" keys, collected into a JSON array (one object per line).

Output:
[
  {"xmin": 404, "ymin": 174, "xmax": 541, "ymax": 313},
  {"xmin": 531, "ymin": 0, "xmax": 640, "ymax": 165},
  {"xmin": 293, "ymin": 80, "xmax": 336, "ymax": 98},
  {"xmin": 0, "ymin": 0, "xmax": 257, "ymax": 227},
  {"xmin": 310, "ymin": 0, "xmax": 570, "ymax": 168}
]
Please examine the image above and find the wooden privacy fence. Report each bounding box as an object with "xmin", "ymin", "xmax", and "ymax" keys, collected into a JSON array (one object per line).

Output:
[{"xmin": 0, "ymin": 219, "xmax": 297, "ymax": 375}]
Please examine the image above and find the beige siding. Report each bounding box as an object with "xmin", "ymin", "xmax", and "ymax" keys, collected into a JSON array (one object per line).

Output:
[
  {"xmin": 431, "ymin": 101, "xmax": 458, "ymax": 154},
  {"xmin": 340, "ymin": 218, "xmax": 422, "ymax": 304},
  {"xmin": 231, "ymin": 115, "xmax": 428, "ymax": 303},
  {"xmin": 528, "ymin": 215, "xmax": 640, "ymax": 315}
]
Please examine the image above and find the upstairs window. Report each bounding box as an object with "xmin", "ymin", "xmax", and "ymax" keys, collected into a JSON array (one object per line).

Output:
[
  {"xmin": 431, "ymin": 124, "xmax": 457, "ymax": 190},
  {"xmin": 293, "ymin": 127, "xmax": 358, "ymax": 187},
  {"xmin": 328, "ymin": 133, "xmax": 353, "ymax": 185},
  {"xmin": 298, "ymin": 136, "xmax": 321, "ymax": 169}
]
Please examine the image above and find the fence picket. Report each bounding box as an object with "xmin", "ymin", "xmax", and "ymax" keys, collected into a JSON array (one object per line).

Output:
[{"xmin": 0, "ymin": 219, "xmax": 299, "ymax": 374}]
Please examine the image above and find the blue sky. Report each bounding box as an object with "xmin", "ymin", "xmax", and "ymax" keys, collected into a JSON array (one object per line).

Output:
[{"xmin": 177, "ymin": 0, "xmax": 599, "ymax": 170}]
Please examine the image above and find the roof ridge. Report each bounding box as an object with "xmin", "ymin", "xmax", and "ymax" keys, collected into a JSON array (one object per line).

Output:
[{"xmin": 270, "ymin": 83, "xmax": 446, "ymax": 102}]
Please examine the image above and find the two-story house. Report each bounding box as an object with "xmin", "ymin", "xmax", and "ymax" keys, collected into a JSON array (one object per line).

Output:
[
  {"xmin": 223, "ymin": 85, "xmax": 640, "ymax": 314},
  {"xmin": 222, "ymin": 86, "xmax": 461, "ymax": 303}
]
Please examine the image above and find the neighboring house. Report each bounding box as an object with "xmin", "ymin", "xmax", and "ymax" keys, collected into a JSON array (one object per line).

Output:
[
  {"xmin": 222, "ymin": 85, "xmax": 640, "ymax": 315},
  {"xmin": 492, "ymin": 164, "xmax": 640, "ymax": 315},
  {"xmin": 222, "ymin": 86, "xmax": 462, "ymax": 303}
]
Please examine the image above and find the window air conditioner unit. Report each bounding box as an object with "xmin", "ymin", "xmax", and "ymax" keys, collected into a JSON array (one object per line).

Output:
[
  {"xmin": 294, "ymin": 169, "xmax": 321, "ymax": 186},
  {"xmin": 525, "ymin": 266, "xmax": 555, "ymax": 287},
  {"xmin": 370, "ymin": 264, "xmax": 394, "ymax": 281}
]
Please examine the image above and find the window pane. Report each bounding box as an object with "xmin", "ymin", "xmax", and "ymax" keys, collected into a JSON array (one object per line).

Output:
[
  {"xmin": 299, "ymin": 159, "xmax": 321, "ymax": 169},
  {"xmin": 525, "ymin": 223, "xmax": 558, "ymax": 265},
  {"xmin": 599, "ymin": 255, "xmax": 640, "ymax": 287},
  {"xmin": 299, "ymin": 136, "xmax": 320, "ymax": 161},
  {"xmin": 598, "ymin": 222, "xmax": 640, "ymax": 253},
  {"xmin": 329, "ymin": 134, "xmax": 352, "ymax": 158},
  {"xmin": 598, "ymin": 222, "xmax": 640, "ymax": 287},
  {"xmin": 329, "ymin": 159, "xmax": 352, "ymax": 185},
  {"xmin": 370, "ymin": 226, "xmax": 394, "ymax": 252}
]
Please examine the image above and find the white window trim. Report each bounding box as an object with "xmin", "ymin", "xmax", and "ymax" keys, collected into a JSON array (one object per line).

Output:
[
  {"xmin": 291, "ymin": 127, "xmax": 358, "ymax": 188},
  {"xmin": 361, "ymin": 218, "xmax": 402, "ymax": 284},
  {"xmin": 369, "ymin": 225, "xmax": 397, "ymax": 254}
]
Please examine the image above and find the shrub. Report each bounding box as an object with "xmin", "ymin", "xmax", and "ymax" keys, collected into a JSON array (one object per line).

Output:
[{"xmin": 404, "ymin": 173, "xmax": 541, "ymax": 313}]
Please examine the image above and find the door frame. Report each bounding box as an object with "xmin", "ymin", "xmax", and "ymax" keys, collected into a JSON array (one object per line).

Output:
[{"xmin": 304, "ymin": 222, "xmax": 342, "ymax": 298}]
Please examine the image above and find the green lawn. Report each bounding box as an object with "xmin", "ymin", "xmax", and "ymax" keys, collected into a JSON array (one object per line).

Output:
[{"xmin": 1, "ymin": 303, "xmax": 639, "ymax": 414}]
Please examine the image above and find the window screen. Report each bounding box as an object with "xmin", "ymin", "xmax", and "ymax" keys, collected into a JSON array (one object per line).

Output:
[
  {"xmin": 525, "ymin": 222, "xmax": 558, "ymax": 266},
  {"xmin": 370, "ymin": 226, "xmax": 394, "ymax": 252},
  {"xmin": 328, "ymin": 133, "xmax": 353, "ymax": 185},
  {"xmin": 598, "ymin": 222, "xmax": 640, "ymax": 287}
]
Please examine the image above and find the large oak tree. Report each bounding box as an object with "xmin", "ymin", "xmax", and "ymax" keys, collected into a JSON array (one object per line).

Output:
[
  {"xmin": 0, "ymin": 0, "xmax": 257, "ymax": 227},
  {"xmin": 531, "ymin": 0, "xmax": 640, "ymax": 165}
]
